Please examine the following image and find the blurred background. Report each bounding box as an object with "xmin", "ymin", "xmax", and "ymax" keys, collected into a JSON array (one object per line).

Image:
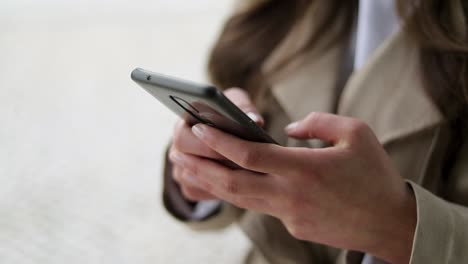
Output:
[{"xmin": 0, "ymin": 0, "xmax": 252, "ymax": 263}]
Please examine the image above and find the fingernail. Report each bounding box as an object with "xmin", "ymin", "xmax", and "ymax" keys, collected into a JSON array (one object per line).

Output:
[
  {"xmin": 192, "ymin": 124, "xmax": 205, "ymax": 139},
  {"xmin": 247, "ymin": 112, "xmax": 261, "ymax": 123},
  {"xmin": 285, "ymin": 122, "xmax": 299, "ymax": 132}
]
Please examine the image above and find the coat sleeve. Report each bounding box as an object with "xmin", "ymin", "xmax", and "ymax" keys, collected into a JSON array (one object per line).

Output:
[
  {"xmin": 342, "ymin": 141, "xmax": 468, "ymax": 264},
  {"xmin": 343, "ymin": 180, "xmax": 468, "ymax": 264},
  {"xmin": 162, "ymin": 145, "xmax": 244, "ymax": 231},
  {"xmin": 407, "ymin": 140, "xmax": 468, "ymax": 263}
]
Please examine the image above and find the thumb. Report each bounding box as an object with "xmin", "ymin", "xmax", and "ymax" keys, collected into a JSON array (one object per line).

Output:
[
  {"xmin": 224, "ymin": 87, "xmax": 264, "ymax": 126},
  {"xmin": 285, "ymin": 112, "xmax": 356, "ymax": 145}
]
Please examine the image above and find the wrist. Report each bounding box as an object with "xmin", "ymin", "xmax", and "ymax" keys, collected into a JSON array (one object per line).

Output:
[{"xmin": 368, "ymin": 183, "xmax": 417, "ymax": 264}]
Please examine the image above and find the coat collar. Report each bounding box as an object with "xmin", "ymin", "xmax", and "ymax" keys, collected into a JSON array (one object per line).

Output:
[{"xmin": 261, "ymin": 12, "xmax": 445, "ymax": 145}]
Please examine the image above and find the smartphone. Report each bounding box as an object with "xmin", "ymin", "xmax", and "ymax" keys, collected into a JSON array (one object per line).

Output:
[{"xmin": 131, "ymin": 68, "xmax": 277, "ymax": 144}]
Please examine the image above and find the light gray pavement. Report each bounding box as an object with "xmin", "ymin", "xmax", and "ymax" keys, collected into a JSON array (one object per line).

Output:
[{"xmin": 0, "ymin": 1, "xmax": 251, "ymax": 263}]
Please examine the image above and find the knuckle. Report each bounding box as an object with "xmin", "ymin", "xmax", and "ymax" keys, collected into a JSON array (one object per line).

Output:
[
  {"xmin": 181, "ymin": 187, "xmax": 202, "ymax": 201},
  {"xmin": 200, "ymin": 182, "xmax": 214, "ymax": 194},
  {"xmin": 285, "ymin": 219, "xmax": 308, "ymax": 240},
  {"xmin": 221, "ymin": 174, "xmax": 239, "ymax": 195},
  {"xmin": 172, "ymin": 131, "xmax": 184, "ymax": 151},
  {"xmin": 304, "ymin": 112, "xmax": 322, "ymax": 138},
  {"xmin": 172, "ymin": 167, "xmax": 181, "ymax": 182},
  {"xmin": 179, "ymin": 159, "xmax": 197, "ymax": 175},
  {"xmin": 239, "ymin": 148, "xmax": 259, "ymax": 168},
  {"xmin": 346, "ymin": 119, "xmax": 370, "ymax": 143},
  {"xmin": 173, "ymin": 124, "xmax": 195, "ymax": 152},
  {"xmin": 169, "ymin": 144, "xmax": 176, "ymax": 155},
  {"xmin": 305, "ymin": 112, "xmax": 321, "ymax": 124},
  {"xmin": 173, "ymin": 119, "xmax": 184, "ymax": 132},
  {"xmin": 187, "ymin": 163, "xmax": 198, "ymax": 176}
]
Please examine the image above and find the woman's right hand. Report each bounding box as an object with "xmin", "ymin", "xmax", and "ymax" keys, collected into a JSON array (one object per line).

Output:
[{"xmin": 169, "ymin": 87, "xmax": 264, "ymax": 202}]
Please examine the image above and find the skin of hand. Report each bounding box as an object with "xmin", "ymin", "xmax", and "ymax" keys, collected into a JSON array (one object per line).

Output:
[
  {"xmin": 169, "ymin": 112, "xmax": 417, "ymax": 264},
  {"xmin": 169, "ymin": 87, "xmax": 264, "ymax": 202}
]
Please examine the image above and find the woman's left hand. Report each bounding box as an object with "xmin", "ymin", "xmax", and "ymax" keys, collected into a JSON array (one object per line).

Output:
[{"xmin": 169, "ymin": 112, "xmax": 416, "ymax": 264}]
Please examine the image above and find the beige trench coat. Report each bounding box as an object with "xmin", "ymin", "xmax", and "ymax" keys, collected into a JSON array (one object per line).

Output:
[{"xmin": 163, "ymin": 3, "xmax": 468, "ymax": 263}]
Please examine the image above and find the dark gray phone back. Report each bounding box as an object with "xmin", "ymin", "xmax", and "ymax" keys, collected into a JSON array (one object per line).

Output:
[{"xmin": 131, "ymin": 68, "xmax": 277, "ymax": 144}]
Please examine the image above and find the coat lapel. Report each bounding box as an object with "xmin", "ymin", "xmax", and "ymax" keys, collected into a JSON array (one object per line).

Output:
[
  {"xmin": 261, "ymin": 4, "xmax": 343, "ymax": 122},
  {"xmin": 264, "ymin": 13, "xmax": 445, "ymax": 146},
  {"xmin": 338, "ymin": 30, "xmax": 445, "ymax": 145}
]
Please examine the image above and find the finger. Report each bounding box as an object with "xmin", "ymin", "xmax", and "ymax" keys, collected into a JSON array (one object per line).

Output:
[
  {"xmin": 179, "ymin": 162, "xmax": 276, "ymax": 215},
  {"xmin": 172, "ymin": 120, "xmax": 224, "ymax": 159},
  {"xmin": 228, "ymin": 196, "xmax": 275, "ymax": 216},
  {"xmin": 172, "ymin": 165, "xmax": 183, "ymax": 183},
  {"xmin": 285, "ymin": 112, "xmax": 367, "ymax": 146},
  {"xmin": 180, "ymin": 185, "xmax": 217, "ymax": 202},
  {"xmin": 170, "ymin": 151, "xmax": 274, "ymax": 199},
  {"xmin": 224, "ymin": 87, "xmax": 264, "ymax": 126},
  {"xmin": 191, "ymin": 124, "xmax": 308, "ymax": 175},
  {"xmin": 173, "ymin": 165, "xmax": 217, "ymax": 201},
  {"xmin": 179, "ymin": 169, "xmax": 217, "ymax": 200},
  {"xmin": 172, "ymin": 152, "xmax": 279, "ymax": 216}
]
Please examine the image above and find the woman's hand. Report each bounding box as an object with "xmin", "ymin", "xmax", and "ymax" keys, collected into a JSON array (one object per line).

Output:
[
  {"xmin": 169, "ymin": 87, "xmax": 263, "ymax": 202},
  {"xmin": 169, "ymin": 112, "xmax": 416, "ymax": 264}
]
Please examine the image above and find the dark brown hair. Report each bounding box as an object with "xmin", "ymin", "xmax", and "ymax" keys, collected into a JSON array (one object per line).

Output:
[{"xmin": 208, "ymin": 0, "xmax": 468, "ymax": 122}]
